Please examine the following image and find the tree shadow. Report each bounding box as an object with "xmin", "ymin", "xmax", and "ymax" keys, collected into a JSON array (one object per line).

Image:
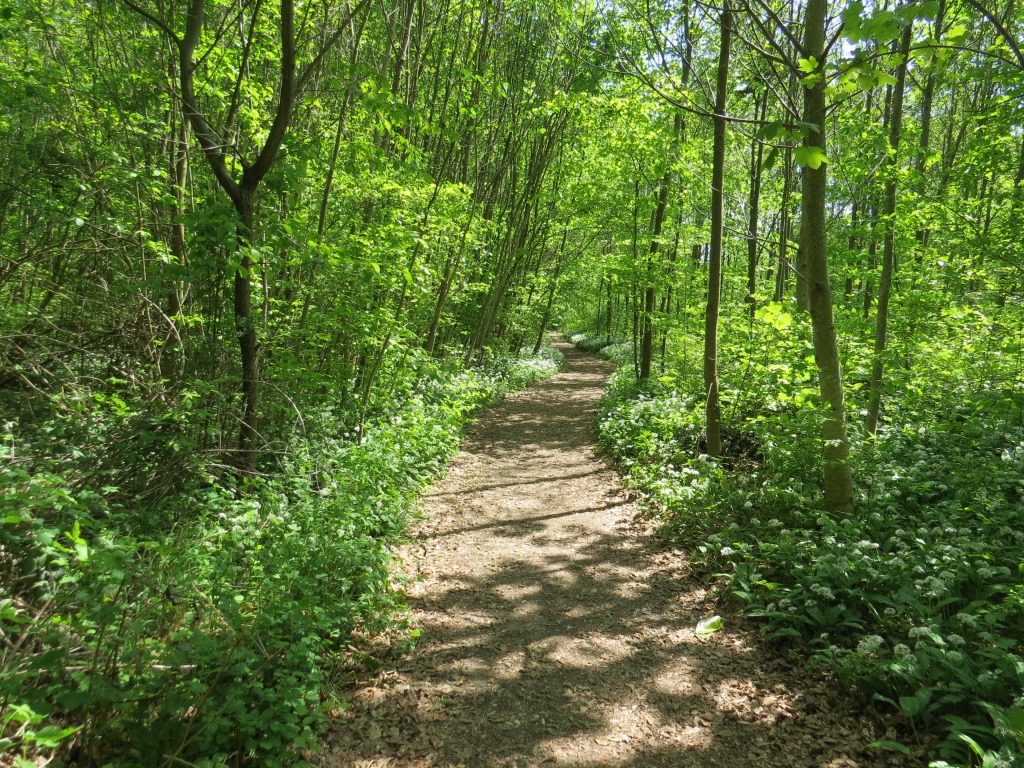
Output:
[
  {"xmin": 419, "ymin": 500, "xmax": 631, "ymax": 540},
  {"xmin": 422, "ymin": 469, "xmax": 607, "ymax": 501}
]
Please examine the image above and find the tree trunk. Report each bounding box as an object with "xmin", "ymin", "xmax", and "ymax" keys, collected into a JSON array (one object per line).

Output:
[
  {"xmin": 640, "ymin": 141, "xmax": 674, "ymax": 379},
  {"xmin": 844, "ymin": 200, "xmax": 859, "ymax": 301},
  {"xmin": 915, "ymin": 0, "xmax": 945, "ymax": 253},
  {"xmin": 774, "ymin": 149, "xmax": 793, "ymax": 302},
  {"xmin": 746, "ymin": 91, "xmax": 766, "ymax": 317},
  {"xmin": 866, "ymin": 22, "xmax": 912, "ymax": 435},
  {"xmin": 605, "ymin": 274, "xmax": 613, "ymax": 342},
  {"xmin": 801, "ymin": 0, "xmax": 855, "ymax": 514},
  {"xmin": 235, "ymin": 191, "xmax": 260, "ymax": 463},
  {"xmin": 533, "ymin": 258, "xmax": 564, "ymax": 355},
  {"xmin": 704, "ymin": 3, "xmax": 731, "ymax": 457}
]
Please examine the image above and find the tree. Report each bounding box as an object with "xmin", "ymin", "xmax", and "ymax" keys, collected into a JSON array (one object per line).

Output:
[
  {"xmin": 866, "ymin": 20, "xmax": 913, "ymax": 435},
  {"xmin": 704, "ymin": 2, "xmax": 732, "ymax": 457},
  {"xmin": 122, "ymin": 0, "xmax": 368, "ymax": 470},
  {"xmin": 800, "ymin": 0, "xmax": 855, "ymax": 514}
]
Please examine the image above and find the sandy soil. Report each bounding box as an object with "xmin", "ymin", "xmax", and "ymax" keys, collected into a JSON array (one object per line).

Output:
[{"xmin": 317, "ymin": 340, "xmax": 902, "ymax": 767}]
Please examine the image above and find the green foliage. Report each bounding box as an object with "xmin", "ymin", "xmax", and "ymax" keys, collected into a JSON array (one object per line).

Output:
[
  {"xmin": 6, "ymin": 0, "xmax": 1024, "ymax": 763},
  {"xmin": 569, "ymin": 333, "xmax": 614, "ymax": 354},
  {"xmin": 0, "ymin": 349, "xmax": 560, "ymax": 766},
  {"xmin": 587, "ymin": 321, "xmax": 1024, "ymax": 764},
  {"xmin": 794, "ymin": 145, "xmax": 828, "ymax": 169}
]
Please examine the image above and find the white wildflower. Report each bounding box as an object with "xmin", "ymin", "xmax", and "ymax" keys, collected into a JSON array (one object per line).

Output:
[{"xmin": 857, "ymin": 635, "xmax": 885, "ymax": 655}]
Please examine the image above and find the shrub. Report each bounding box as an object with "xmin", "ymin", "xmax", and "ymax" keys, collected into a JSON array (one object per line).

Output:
[
  {"xmin": 594, "ymin": 370, "xmax": 1024, "ymax": 766},
  {"xmin": 1, "ymin": 347, "xmax": 562, "ymax": 766}
]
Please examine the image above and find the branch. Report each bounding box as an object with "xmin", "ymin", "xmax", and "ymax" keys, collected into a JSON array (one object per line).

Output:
[
  {"xmin": 296, "ymin": 0, "xmax": 373, "ymax": 93},
  {"xmin": 119, "ymin": 0, "xmax": 179, "ymax": 43},
  {"xmin": 963, "ymin": 0, "xmax": 1024, "ymax": 70},
  {"xmin": 244, "ymin": 0, "xmax": 296, "ymax": 188}
]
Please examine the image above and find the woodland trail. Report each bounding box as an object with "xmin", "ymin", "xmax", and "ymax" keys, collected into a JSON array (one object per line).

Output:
[{"xmin": 318, "ymin": 340, "xmax": 896, "ymax": 768}]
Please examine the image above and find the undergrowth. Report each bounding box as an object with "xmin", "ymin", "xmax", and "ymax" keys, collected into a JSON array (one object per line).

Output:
[
  {"xmin": 570, "ymin": 321, "xmax": 1024, "ymax": 768},
  {"xmin": 0, "ymin": 347, "xmax": 562, "ymax": 767}
]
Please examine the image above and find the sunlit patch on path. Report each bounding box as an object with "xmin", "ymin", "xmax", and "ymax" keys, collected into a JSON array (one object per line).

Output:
[{"xmin": 318, "ymin": 340, "xmax": 895, "ymax": 768}]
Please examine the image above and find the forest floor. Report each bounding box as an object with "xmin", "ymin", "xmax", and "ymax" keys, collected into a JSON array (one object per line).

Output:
[{"xmin": 317, "ymin": 340, "xmax": 900, "ymax": 768}]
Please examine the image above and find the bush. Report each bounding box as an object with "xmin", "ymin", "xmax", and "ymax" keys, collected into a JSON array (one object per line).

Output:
[
  {"xmin": 0, "ymin": 347, "xmax": 562, "ymax": 767},
  {"xmin": 594, "ymin": 370, "xmax": 1024, "ymax": 766}
]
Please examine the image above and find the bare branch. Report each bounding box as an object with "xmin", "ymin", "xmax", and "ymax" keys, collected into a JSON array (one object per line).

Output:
[{"xmin": 119, "ymin": 0, "xmax": 180, "ymax": 43}]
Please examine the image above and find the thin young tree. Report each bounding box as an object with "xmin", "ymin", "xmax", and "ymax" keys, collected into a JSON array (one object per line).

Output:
[
  {"xmin": 866, "ymin": 20, "xmax": 914, "ymax": 435},
  {"xmin": 704, "ymin": 1, "xmax": 732, "ymax": 457},
  {"xmin": 800, "ymin": 0, "xmax": 855, "ymax": 513},
  {"xmin": 121, "ymin": 0, "xmax": 367, "ymax": 470}
]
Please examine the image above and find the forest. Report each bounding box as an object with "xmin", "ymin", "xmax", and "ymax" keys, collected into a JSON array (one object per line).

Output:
[{"xmin": 0, "ymin": 0, "xmax": 1022, "ymax": 765}]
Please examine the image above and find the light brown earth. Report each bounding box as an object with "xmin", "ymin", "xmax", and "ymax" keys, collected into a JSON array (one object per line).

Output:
[{"xmin": 317, "ymin": 340, "xmax": 901, "ymax": 768}]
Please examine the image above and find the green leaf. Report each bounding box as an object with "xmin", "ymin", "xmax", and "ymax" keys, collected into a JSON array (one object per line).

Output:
[
  {"xmin": 797, "ymin": 56, "xmax": 819, "ymax": 73},
  {"xmin": 867, "ymin": 740, "xmax": 912, "ymax": 756},
  {"xmin": 755, "ymin": 302, "xmax": 793, "ymax": 331},
  {"xmin": 755, "ymin": 120, "xmax": 790, "ymax": 141},
  {"xmin": 946, "ymin": 23, "xmax": 968, "ymax": 44},
  {"xmin": 1002, "ymin": 706, "xmax": 1024, "ymax": 736},
  {"xmin": 984, "ymin": 704, "xmax": 1024, "ymax": 739},
  {"xmin": 898, "ymin": 688, "xmax": 932, "ymax": 717},
  {"xmin": 696, "ymin": 615, "xmax": 724, "ymax": 636},
  {"xmin": 959, "ymin": 734, "xmax": 986, "ymax": 758},
  {"xmin": 26, "ymin": 725, "xmax": 80, "ymax": 748},
  {"xmin": 801, "ymin": 73, "xmax": 823, "ymax": 89},
  {"xmin": 5, "ymin": 704, "xmax": 45, "ymax": 725},
  {"xmin": 842, "ymin": 1, "xmax": 864, "ymax": 38},
  {"xmin": 794, "ymin": 146, "xmax": 827, "ymax": 169}
]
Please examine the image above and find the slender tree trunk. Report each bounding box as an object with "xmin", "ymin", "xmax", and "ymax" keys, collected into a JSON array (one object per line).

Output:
[
  {"xmin": 640, "ymin": 123, "xmax": 675, "ymax": 379},
  {"xmin": 915, "ymin": 0, "xmax": 945, "ymax": 253},
  {"xmin": 866, "ymin": 22, "xmax": 912, "ymax": 435},
  {"xmin": 746, "ymin": 91, "xmax": 766, "ymax": 317},
  {"xmin": 863, "ymin": 203, "xmax": 878, "ymax": 318},
  {"xmin": 630, "ymin": 178, "xmax": 641, "ymax": 379},
  {"xmin": 298, "ymin": 11, "xmax": 367, "ymax": 332},
  {"xmin": 845, "ymin": 200, "xmax": 859, "ymax": 301},
  {"xmin": 794, "ymin": 115, "xmax": 809, "ymax": 315},
  {"xmin": 605, "ymin": 274, "xmax": 613, "ymax": 342},
  {"xmin": 705, "ymin": 3, "xmax": 731, "ymax": 457},
  {"xmin": 235, "ymin": 191, "xmax": 260, "ymax": 462},
  {"xmin": 533, "ymin": 258, "xmax": 564, "ymax": 354},
  {"xmin": 775, "ymin": 149, "xmax": 793, "ymax": 302},
  {"xmin": 801, "ymin": 0, "xmax": 855, "ymax": 513},
  {"xmin": 160, "ymin": 97, "xmax": 189, "ymax": 384},
  {"xmin": 630, "ymin": 284, "xmax": 640, "ymax": 379}
]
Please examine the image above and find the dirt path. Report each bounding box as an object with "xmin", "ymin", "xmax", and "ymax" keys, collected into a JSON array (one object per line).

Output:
[{"xmin": 318, "ymin": 340, "xmax": 895, "ymax": 768}]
